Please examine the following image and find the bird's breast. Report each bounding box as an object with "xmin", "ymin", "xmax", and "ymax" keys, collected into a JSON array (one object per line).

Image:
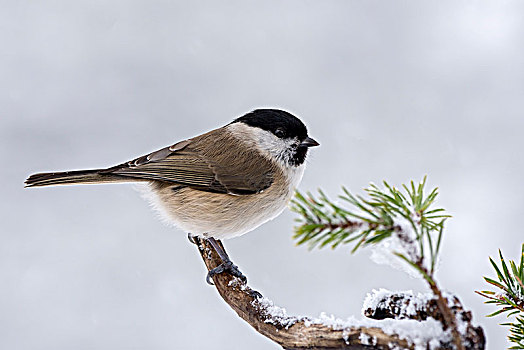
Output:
[{"xmin": 146, "ymin": 164, "xmax": 305, "ymax": 240}]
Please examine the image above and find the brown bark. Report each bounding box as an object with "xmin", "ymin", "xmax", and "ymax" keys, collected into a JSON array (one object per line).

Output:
[{"xmin": 193, "ymin": 238, "xmax": 484, "ymax": 350}]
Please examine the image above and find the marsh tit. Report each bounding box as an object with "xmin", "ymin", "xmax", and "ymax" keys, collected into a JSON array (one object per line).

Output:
[{"xmin": 25, "ymin": 109, "xmax": 319, "ymax": 283}]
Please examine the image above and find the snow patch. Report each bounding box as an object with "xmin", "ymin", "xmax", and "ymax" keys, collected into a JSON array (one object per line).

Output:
[
  {"xmin": 369, "ymin": 216, "xmax": 422, "ymax": 278},
  {"xmin": 359, "ymin": 333, "xmax": 377, "ymax": 346},
  {"xmin": 228, "ymin": 277, "xmax": 249, "ymax": 291},
  {"xmin": 362, "ymin": 288, "xmax": 434, "ymax": 318},
  {"xmin": 253, "ymin": 295, "xmax": 450, "ymax": 349},
  {"xmin": 255, "ymin": 297, "xmax": 298, "ymax": 328}
]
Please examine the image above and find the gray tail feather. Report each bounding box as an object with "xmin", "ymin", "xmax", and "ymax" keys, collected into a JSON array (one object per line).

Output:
[{"xmin": 25, "ymin": 169, "xmax": 134, "ymax": 187}]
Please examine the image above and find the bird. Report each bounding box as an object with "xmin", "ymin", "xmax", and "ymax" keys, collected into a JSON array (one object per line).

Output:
[{"xmin": 25, "ymin": 109, "xmax": 319, "ymax": 284}]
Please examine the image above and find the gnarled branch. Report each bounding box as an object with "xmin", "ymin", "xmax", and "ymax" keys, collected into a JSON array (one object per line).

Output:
[{"xmin": 194, "ymin": 238, "xmax": 484, "ymax": 350}]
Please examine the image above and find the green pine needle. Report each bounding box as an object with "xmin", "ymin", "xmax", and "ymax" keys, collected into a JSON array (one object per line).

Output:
[
  {"xmin": 290, "ymin": 176, "xmax": 449, "ymax": 280},
  {"xmin": 477, "ymin": 244, "xmax": 524, "ymax": 348}
]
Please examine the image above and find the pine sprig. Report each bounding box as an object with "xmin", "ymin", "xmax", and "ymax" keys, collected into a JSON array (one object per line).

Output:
[
  {"xmin": 290, "ymin": 176, "xmax": 450, "ymax": 277},
  {"xmin": 477, "ymin": 244, "xmax": 524, "ymax": 348},
  {"xmin": 291, "ymin": 177, "xmax": 468, "ymax": 350}
]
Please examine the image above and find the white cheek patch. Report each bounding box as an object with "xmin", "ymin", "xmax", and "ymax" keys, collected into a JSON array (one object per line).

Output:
[
  {"xmin": 255, "ymin": 133, "xmax": 298, "ymax": 164},
  {"xmin": 226, "ymin": 123, "xmax": 299, "ymax": 167}
]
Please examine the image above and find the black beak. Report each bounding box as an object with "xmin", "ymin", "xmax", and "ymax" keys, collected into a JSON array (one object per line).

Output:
[{"xmin": 300, "ymin": 137, "xmax": 320, "ymax": 148}]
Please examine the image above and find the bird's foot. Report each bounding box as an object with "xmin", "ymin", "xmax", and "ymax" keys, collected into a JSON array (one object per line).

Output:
[{"xmin": 206, "ymin": 260, "xmax": 247, "ymax": 285}]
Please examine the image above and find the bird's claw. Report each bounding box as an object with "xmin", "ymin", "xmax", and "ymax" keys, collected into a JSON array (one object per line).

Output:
[
  {"xmin": 187, "ymin": 233, "xmax": 197, "ymax": 245},
  {"xmin": 206, "ymin": 261, "xmax": 247, "ymax": 285}
]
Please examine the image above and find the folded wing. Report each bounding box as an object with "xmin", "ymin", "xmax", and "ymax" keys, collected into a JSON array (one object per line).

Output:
[{"xmin": 105, "ymin": 129, "xmax": 275, "ymax": 195}]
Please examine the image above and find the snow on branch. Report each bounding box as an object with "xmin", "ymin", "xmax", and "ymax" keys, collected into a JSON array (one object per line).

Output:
[
  {"xmin": 363, "ymin": 289, "xmax": 485, "ymax": 349},
  {"xmin": 194, "ymin": 237, "xmax": 484, "ymax": 349}
]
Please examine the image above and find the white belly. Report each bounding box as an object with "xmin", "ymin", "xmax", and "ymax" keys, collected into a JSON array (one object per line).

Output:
[{"xmin": 140, "ymin": 165, "xmax": 305, "ymax": 240}]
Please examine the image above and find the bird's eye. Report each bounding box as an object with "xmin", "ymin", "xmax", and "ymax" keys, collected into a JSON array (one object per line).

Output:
[{"xmin": 274, "ymin": 128, "xmax": 286, "ymax": 138}]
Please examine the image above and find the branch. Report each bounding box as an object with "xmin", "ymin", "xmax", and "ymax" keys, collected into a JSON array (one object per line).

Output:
[
  {"xmin": 193, "ymin": 238, "xmax": 484, "ymax": 350},
  {"xmin": 364, "ymin": 290, "xmax": 485, "ymax": 349}
]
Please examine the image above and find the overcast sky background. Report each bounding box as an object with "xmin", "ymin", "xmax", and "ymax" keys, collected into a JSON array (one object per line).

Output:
[{"xmin": 2, "ymin": 1, "xmax": 524, "ymax": 349}]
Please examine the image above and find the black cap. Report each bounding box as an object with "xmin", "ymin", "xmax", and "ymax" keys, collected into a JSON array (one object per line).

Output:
[{"xmin": 233, "ymin": 109, "xmax": 309, "ymax": 141}]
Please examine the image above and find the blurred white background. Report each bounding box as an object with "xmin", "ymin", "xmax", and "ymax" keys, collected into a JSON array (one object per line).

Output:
[{"xmin": 1, "ymin": 1, "xmax": 523, "ymax": 349}]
